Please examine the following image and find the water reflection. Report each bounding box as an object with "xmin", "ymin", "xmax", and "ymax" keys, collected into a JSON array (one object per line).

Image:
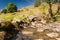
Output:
[{"xmin": 12, "ymin": 32, "xmax": 33, "ymax": 40}]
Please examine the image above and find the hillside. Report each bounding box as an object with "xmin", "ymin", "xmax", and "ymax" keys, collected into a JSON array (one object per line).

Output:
[
  {"xmin": 0, "ymin": 4, "xmax": 58, "ymax": 22},
  {"xmin": 0, "ymin": 3, "xmax": 60, "ymax": 40}
]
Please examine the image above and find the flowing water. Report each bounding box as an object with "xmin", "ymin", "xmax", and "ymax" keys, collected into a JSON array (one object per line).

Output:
[
  {"xmin": 12, "ymin": 32, "xmax": 33, "ymax": 40},
  {"xmin": 12, "ymin": 22, "xmax": 60, "ymax": 40}
]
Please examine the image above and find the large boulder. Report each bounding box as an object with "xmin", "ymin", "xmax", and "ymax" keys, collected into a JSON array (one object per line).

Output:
[{"xmin": 0, "ymin": 31, "xmax": 6, "ymax": 40}]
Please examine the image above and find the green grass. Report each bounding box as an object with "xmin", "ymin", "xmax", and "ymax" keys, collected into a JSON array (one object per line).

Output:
[{"xmin": 0, "ymin": 12, "xmax": 33, "ymax": 21}]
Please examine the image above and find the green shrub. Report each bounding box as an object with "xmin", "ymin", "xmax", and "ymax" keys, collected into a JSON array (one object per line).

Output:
[
  {"xmin": 1, "ymin": 3, "xmax": 17, "ymax": 13},
  {"xmin": 6, "ymin": 3, "xmax": 17, "ymax": 13},
  {"xmin": 1, "ymin": 9, "xmax": 7, "ymax": 13},
  {"xmin": 34, "ymin": 0, "xmax": 41, "ymax": 7}
]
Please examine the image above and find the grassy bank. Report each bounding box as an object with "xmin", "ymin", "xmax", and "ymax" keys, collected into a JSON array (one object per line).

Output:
[{"xmin": 0, "ymin": 4, "xmax": 59, "ymax": 22}]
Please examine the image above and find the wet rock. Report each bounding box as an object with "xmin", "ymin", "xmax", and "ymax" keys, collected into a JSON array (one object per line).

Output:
[
  {"xmin": 13, "ymin": 32, "xmax": 33, "ymax": 40},
  {"xmin": 46, "ymin": 32, "xmax": 58, "ymax": 38},
  {"xmin": 21, "ymin": 36, "xmax": 33, "ymax": 40}
]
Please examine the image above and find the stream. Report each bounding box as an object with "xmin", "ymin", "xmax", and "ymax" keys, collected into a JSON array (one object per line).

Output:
[
  {"xmin": 12, "ymin": 22, "xmax": 60, "ymax": 40},
  {"xmin": 12, "ymin": 32, "xmax": 33, "ymax": 40}
]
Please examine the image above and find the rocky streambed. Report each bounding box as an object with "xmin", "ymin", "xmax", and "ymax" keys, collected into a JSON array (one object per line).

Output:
[
  {"xmin": 0, "ymin": 16, "xmax": 60, "ymax": 40},
  {"xmin": 12, "ymin": 22, "xmax": 60, "ymax": 40}
]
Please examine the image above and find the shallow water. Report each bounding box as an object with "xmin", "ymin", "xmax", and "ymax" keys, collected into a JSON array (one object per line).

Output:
[
  {"xmin": 12, "ymin": 22, "xmax": 60, "ymax": 40},
  {"xmin": 12, "ymin": 32, "xmax": 33, "ymax": 40}
]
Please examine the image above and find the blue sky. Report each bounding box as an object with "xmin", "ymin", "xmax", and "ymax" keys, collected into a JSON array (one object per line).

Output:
[{"xmin": 0, "ymin": 0, "xmax": 34, "ymax": 11}]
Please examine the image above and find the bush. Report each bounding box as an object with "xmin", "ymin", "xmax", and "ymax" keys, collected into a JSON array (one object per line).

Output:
[
  {"xmin": 34, "ymin": 0, "xmax": 41, "ymax": 7},
  {"xmin": 1, "ymin": 3, "xmax": 17, "ymax": 13},
  {"xmin": 1, "ymin": 9, "xmax": 7, "ymax": 13},
  {"xmin": 6, "ymin": 3, "xmax": 17, "ymax": 13}
]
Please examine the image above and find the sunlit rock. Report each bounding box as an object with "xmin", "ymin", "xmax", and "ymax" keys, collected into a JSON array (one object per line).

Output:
[
  {"xmin": 30, "ymin": 22, "xmax": 36, "ymax": 28},
  {"xmin": 22, "ymin": 31, "xmax": 33, "ymax": 35},
  {"xmin": 0, "ymin": 31, "xmax": 6, "ymax": 40},
  {"xmin": 46, "ymin": 32, "xmax": 58, "ymax": 38},
  {"xmin": 12, "ymin": 18, "xmax": 20, "ymax": 23},
  {"xmin": 37, "ymin": 28, "xmax": 44, "ymax": 32},
  {"xmin": 40, "ymin": 20, "xmax": 46, "ymax": 24},
  {"xmin": 35, "ymin": 39, "xmax": 43, "ymax": 40},
  {"xmin": 36, "ymin": 23, "xmax": 42, "ymax": 28},
  {"xmin": 52, "ymin": 28, "xmax": 60, "ymax": 32},
  {"xmin": 31, "ymin": 22, "xmax": 36, "ymax": 26}
]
